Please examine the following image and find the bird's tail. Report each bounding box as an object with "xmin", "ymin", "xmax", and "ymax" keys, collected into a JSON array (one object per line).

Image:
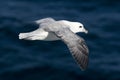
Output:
[
  {"xmin": 19, "ymin": 32, "xmax": 32, "ymax": 40},
  {"xmin": 19, "ymin": 29, "xmax": 48, "ymax": 40}
]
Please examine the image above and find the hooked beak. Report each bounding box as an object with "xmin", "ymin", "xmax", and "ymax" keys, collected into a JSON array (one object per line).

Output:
[{"xmin": 84, "ymin": 29, "xmax": 88, "ymax": 34}]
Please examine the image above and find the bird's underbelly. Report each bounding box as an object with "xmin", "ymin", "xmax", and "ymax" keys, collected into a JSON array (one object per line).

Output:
[{"xmin": 44, "ymin": 32, "xmax": 60, "ymax": 41}]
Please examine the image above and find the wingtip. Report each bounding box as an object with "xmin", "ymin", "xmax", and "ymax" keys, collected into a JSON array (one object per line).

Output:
[{"xmin": 80, "ymin": 66, "xmax": 88, "ymax": 71}]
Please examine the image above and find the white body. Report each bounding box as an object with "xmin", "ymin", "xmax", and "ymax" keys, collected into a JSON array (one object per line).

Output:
[{"xmin": 19, "ymin": 20, "xmax": 88, "ymax": 41}]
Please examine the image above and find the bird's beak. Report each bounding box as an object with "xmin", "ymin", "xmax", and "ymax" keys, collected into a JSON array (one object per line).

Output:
[{"xmin": 84, "ymin": 29, "xmax": 88, "ymax": 34}]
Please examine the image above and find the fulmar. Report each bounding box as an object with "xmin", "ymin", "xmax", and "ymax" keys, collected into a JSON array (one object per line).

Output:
[{"xmin": 19, "ymin": 18, "xmax": 89, "ymax": 70}]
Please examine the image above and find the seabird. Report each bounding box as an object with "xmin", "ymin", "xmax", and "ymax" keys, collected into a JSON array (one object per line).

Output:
[{"xmin": 19, "ymin": 18, "xmax": 89, "ymax": 70}]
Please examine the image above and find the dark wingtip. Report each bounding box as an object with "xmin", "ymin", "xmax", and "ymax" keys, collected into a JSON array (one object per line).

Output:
[{"xmin": 79, "ymin": 57, "xmax": 88, "ymax": 71}]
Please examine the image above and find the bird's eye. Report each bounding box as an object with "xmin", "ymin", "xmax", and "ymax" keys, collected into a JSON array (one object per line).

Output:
[{"xmin": 79, "ymin": 26, "xmax": 82, "ymax": 28}]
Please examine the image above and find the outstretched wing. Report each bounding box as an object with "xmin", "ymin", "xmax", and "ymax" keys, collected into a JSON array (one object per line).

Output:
[
  {"xmin": 54, "ymin": 28, "xmax": 89, "ymax": 70},
  {"xmin": 35, "ymin": 17, "xmax": 55, "ymax": 24}
]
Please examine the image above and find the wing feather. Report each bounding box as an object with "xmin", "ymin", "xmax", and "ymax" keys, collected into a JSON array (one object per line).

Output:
[{"xmin": 54, "ymin": 28, "xmax": 89, "ymax": 70}]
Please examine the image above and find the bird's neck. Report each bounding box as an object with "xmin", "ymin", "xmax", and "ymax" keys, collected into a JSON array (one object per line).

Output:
[{"xmin": 60, "ymin": 20, "xmax": 79, "ymax": 33}]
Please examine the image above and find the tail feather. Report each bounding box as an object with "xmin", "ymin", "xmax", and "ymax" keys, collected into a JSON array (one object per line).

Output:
[{"xmin": 19, "ymin": 33, "xmax": 29, "ymax": 39}]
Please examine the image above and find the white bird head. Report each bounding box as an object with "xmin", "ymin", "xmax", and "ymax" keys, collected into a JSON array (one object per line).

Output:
[{"xmin": 61, "ymin": 20, "xmax": 88, "ymax": 34}]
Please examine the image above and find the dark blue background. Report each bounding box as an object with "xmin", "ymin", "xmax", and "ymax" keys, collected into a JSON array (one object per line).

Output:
[{"xmin": 0, "ymin": 0, "xmax": 120, "ymax": 80}]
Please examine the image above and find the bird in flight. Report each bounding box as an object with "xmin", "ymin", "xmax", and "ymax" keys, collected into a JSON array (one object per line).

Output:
[{"xmin": 19, "ymin": 18, "xmax": 89, "ymax": 70}]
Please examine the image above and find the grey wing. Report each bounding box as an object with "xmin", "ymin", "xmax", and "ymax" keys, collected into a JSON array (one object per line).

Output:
[
  {"xmin": 35, "ymin": 17, "xmax": 55, "ymax": 24},
  {"xmin": 54, "ymin": 28, "xmax": 89, "ymax": 70}
]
